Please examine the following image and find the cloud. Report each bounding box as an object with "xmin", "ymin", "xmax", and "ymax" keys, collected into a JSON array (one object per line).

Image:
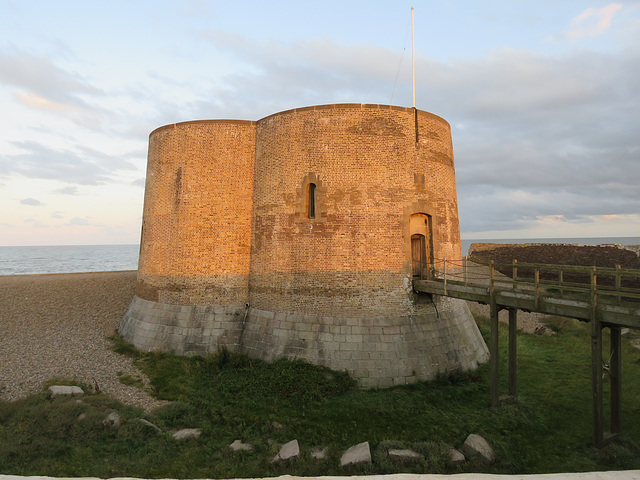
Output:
[
  {"xmin": 54, "ymin": 186, "xmax": 79, "ymax": 195},
  {"xmin": 195, "ymin": 31, "xmax": 640, "ymax": 236},
  {"xmin": 51, "ymin": 211, "xmax": 64, "ymax": 219},
  {"xmin": 20, "ymin": 197, "xmax": 44, "ymax": 206},
  {"xmin": 565, "ymin": 4, "xmax": 623, "ymax": 39},
  {"xmin": 131, "ymin": 178, "xmax": 146, "ymax": 187},
  {"xmin": 67, "ymin": 217, "xmax": 89, "ymax": 226},
  {"xmin": 0, "ymin": 140, "xmax": 137, "ymax": 185},
  {"xmin": 0, "ymin": 46, "xmax": 100, "ymax": 107}
]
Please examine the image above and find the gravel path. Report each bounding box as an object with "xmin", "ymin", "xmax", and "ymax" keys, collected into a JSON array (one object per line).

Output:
[{"xmin": 0, "ymin": 271, "xmax": 166, "ymax": 411}]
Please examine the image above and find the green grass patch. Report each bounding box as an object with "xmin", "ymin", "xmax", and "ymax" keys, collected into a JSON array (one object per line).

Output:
[{"xmin": 1, "ymin": 319, "xmax": 640, "ymax": 477}]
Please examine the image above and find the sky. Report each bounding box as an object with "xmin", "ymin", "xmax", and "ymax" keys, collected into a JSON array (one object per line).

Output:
[{"xmin": 0, "ymin": 0, "xmax": 639, "ymax": 246}]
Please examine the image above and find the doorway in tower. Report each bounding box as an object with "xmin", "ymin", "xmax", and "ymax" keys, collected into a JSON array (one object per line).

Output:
[{"xmin": 410, "ymin": 213, "xmax": 434, "ymax": 279}]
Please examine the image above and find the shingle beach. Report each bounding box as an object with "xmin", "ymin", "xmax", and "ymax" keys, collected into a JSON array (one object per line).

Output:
[{"xmin": 0, "ymin": 271, "xmax": 165, "ymax": 410}]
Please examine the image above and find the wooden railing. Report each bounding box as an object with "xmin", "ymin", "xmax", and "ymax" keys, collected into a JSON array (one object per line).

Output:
[{"xmin": 426, "ymin": 257, "xmax": 640, "ymax": 312}]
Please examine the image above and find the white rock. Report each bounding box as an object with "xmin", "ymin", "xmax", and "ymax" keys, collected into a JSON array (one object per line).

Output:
[
  {"xmin": 311, "ymin": 446, "xmax": 328, "ymax": 460},
  {"xmin": 48, "ymin": 385, "xmax": 84, "ymax": 397},
  {"xmin": 340, "ymin": 441, "xmax": 371, "ymax": 466},
  {"xmin": 172, "ymin": 428, "xmax": 201, "ymax": 440},
  {"xmin": 272, "ymin": 439, "xmax": 300, "ymax": 462},
  {"xmin": 103, "ymin": 411, "xmax": 122, "ymax": 429},
  {"xmin": 388, "ymin": 448, "xmax": 423, "ymax": 461},
  {"xmin": 461, "ymin": 433, "xmax": 495, "ymax": 464},
  {"xmin": 230, "ymin": 439, "xmax": 253, "ymax": 451},
  {"xmin": 448, "ymin": 448, "xmax": 466, "ymax": 464}
]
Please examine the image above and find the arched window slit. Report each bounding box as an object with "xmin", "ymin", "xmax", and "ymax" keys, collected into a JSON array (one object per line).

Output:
[{"xmin": 308, "ymin": 183, "xmax": 316, "ymax": 219}]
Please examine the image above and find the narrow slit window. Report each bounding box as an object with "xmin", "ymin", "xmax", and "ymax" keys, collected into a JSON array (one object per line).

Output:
[{"xmin": 308, "ymin": 183, "xmax": 316, "ymax": 219}]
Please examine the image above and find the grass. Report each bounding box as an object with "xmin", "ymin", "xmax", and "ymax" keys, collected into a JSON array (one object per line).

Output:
[{"xmin": 1, "ymin": 317, "xmax": 640, "ymax": 478}]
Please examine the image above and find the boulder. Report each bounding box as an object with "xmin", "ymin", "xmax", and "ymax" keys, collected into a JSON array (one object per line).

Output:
[
  {"xmin": 172, "ymin": 428, "xmax": 201, "ymax": 440},
  {"xmin": 388, "ymin": 448, "xmax": 423, "ymax": 461},
  {"xmin": 272, "ymin": 439, "xmax": 300, "ymax": 462},
  {"xmin": 230, "ymin": 439, "xmax": 254, "ymax": 451},
  {"xmin": 448, "ymin": 448, "xmax": 466, "ymax": 464},
  {"xmin": 48, "ymin": 385, "xmax": 84, "ymax": 397},
  {"xmin": 311, "ymin": 446, "xmax": 328, "ymax": 460},
  {"xmin": 461, "ymin": 434, "xmax": 495, "ymax": 464},
  {"xmin": 341, "ymin": 441, "xmax": 371, "ymax": 467},
  {"xmin": 103, "ymin": 411, "xmax": 122, "ymax": 430}
]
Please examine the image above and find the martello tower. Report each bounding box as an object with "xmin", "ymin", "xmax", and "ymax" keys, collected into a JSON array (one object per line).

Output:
[{"xmin": 120, "ymin": 104, "xmax": 488, "ymax": 388}]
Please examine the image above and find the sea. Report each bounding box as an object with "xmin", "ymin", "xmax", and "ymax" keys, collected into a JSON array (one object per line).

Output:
[{"xmin": 0, "ymin": 238, "xmax": 639, "ymax": 276}]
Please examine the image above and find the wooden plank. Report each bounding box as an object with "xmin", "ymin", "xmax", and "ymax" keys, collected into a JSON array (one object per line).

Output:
[
  {"xmin": 592, "ymin": 317, "xmax": 603, "ymax": 447},
  {"xmin": 610, "ymin": 326, "xmax": 622, "ymax": 434},
  {"xmin": 591, "ymin": 269, "xmax": 604, "ymax": 447},
  {"xmin": 508, "ymin": 308, "xmax": 517, "ymax": 397},
  {"xmin": 413, "ymin": 279, "xmax": 640, "ymax": 329},
  {"xmin": 490, "ymin": 299, "xmax": 499, "ymax": 409}
]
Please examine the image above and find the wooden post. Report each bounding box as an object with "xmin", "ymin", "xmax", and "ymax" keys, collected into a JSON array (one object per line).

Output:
[
  {"xmin": 508, "ymin": 308, "xmax": 517, "ymax": 398},
  {"xmin": 591, "ymin": 267, "xmax": 603, "ymax": 447},
  {"xmin": 490, "ymin": 260, "xmax": 499, "ymax": 408},
  {"xmin": 615, "ymin": 265, "xmax": 621, "ymax": 303},
  {"xmin": 464, "ymin": 256, "xmax": 468, "ymax": 286},
  {"xmin": 513, "ymin": 259, "xmax": 518, "ymax": 289},
  {"xmin": 444, "ymin": 256, "xmax": 448, "ymax": 296},
  {"xmin": 559, "ymin": 270, "xmax": 564, "ymax": 296},
  {"xmin": 535, "ymin": 268, "xmax": 540, "ymax": 309},
  {"xmin": 610, "ymin": 326, "xmax": 622, "ymax": 435}
]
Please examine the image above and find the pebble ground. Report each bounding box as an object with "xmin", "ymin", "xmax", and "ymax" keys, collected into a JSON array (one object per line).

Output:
[{"xmin": 0, "ymin": 271, "xmax": 166, "ymax": 411}]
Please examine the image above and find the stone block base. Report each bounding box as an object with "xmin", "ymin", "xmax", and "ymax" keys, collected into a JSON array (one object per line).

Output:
[{"xmin": 119, "ymin": 296, "xmax": 489, "ymax": 386}]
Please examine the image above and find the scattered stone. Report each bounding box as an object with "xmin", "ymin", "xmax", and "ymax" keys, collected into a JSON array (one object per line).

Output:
[
  {"xmin": 76, "ymin": 413, "xmax": 87, "ymax": 422},
  {"xmin": 48, "ymin": 385, "xmax": 84, "ymax": 397},
  {"xmin": 272, "ymin": 439, "xmax": 300, "ymax": 462},
  {"xmin": 272, "ymin": 421, "xmax": 284, "ymax": 430},
  {"xmin": 230, "ymin": 439, "xmax": 254, "ymax": 451},
  {"xmin": 448, "ymin": 448, "xmax": 466, "ymax": 464},
  {"xmin": 621, "ymin": 328, "xmax": 630, "ymax": 336},
  {"xmin": 139, "ymin": 418, "xmax": 162, "ymax": 433},
  {"xmin": 388, "ymin": 448, "xmax": 423, "ymax": 462},
  {"xmin": 103, "ymin": 411, "xmax": 122, "ymax": 430},
  {"xmin": 461, "ymin": 434, "xmax": 495, "ymax": 465},
  {"xmin": 172, "ymin": 428, "xmax": 201, "ymax": 440},
  {"xmin": 311, "ymin": 446, "xmax": 328, "ymax": 460},
  {"xmin": 340, "ymin": 441, "xmax": 371, "ymax": 467}
]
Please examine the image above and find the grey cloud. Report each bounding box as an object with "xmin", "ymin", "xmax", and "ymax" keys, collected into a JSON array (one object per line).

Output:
[
  {"xmin": 0, "ymin": 46, "xmax": 101, "ymax": 106},
  {"xmin": 54, "ymin": 186, "xmax": 79, "ymax": 195},
  {"xmin": 67, "ymin": 217, "xmax": 89, "ymax": 226},
  {"xmin": 183, "ymin": 30, "xmax": 640, "ymax": 235},
  {"xmin": 20, "ymin": 197, "xmax": 43, "ymax": 206},
  {"xmin": 0, "ymin": 140, "xmax": 137, "ymax": 185},
  {"xmin": 131, "ymin": 178, "xmax": 146, "ymax": 187},
  {"xmin": 51, "ymin": 211, "xmax": 64, "ymax": 219}
]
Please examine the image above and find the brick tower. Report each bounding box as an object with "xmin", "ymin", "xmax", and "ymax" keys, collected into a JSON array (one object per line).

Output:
[{"xmin": 120, "ymin": 104, "xmax": 489, "ymax": 387}]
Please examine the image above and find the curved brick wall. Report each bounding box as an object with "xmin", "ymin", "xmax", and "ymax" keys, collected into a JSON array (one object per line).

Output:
[
  {"xmin": 249, "ymin": 104, "xmax": 461, "ymax": 317},
  {"xmin": 136, "ymin": 120, "xmax": 256, "ymax": 307},
  {"xmin": 120, "ymin": 104, "xmax": 489, "ymax": 385}
]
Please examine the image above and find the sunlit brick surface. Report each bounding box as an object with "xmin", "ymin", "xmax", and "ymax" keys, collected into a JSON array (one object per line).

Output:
[{"xmin": 120, "ymin": 104, "xmax": 489, "ymax": 385}]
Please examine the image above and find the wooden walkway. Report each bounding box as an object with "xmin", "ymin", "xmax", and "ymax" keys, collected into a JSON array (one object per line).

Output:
[{"xmin": 413, "ymin": 259, "xmax": 640, "ymax": 447}]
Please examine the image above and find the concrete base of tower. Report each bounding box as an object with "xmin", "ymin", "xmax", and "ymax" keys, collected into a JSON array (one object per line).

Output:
[
  {"xmin": 241, "ymin": 297, "xmax": 489, "ymax": 388},
  {"xmin": 119, "ymin": 296, "xmax": 488, "ymax": 387},
  {"xmin": 119, "ymin": 296, "xmax": 243, "ymax": 355}
]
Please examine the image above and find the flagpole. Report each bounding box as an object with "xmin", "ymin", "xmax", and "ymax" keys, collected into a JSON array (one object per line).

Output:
[{"xmin": 411, "ymin": 6, "xmax": 415, "ymax": 108}]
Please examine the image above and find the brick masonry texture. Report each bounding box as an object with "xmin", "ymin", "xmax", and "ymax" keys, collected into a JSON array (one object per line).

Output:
[{"xmin": 120, "ymin": 104, "xmax": 489, "ymax": 385}]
